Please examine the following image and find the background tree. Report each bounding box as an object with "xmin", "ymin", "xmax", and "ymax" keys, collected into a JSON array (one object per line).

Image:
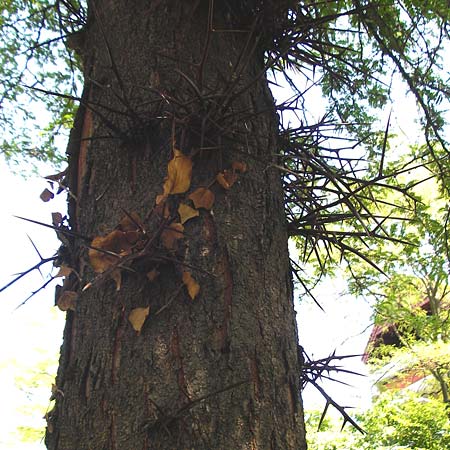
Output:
[
  {"xmin": 354, "ymin": 391, "xmax": 450, "ymax": 450},
  {"xmin": 305, "ymin": 391, "xmax": 450, "ymax": 450},
  {"xmin": 2, "ymin": 1, "xmax": 450, "ymax": 449},
  {"xmin": 339, "ymin": 156, "xmax": 450, "ymax": 403}
]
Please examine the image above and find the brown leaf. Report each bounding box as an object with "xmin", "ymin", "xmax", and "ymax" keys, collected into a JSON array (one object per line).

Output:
[
  {"xmin": 155, "ymin": 194, "xmax": 170, "ymax": 218},
  {"xmin": 51, "ymin": 212, "xmax": 63, "ymax": 227},
  {"xmin": 45, "ymin": 408, "xmax": 55, "ymax": 434},
  {"xmin": 178, "ymin": 203, "xmax": 199, "ymax": 224},
  {"xmin": 111, "ymin": 269, "xmax": 122, "ymax": 291},
  {"xmin": 162, "ymin": 149, "xmax": 192, "ymax": 195},
  {"xmin": 216, "ymin": 170, "xmax": 238, "ymax": 190},
  {"xmin": 55, "ymin": 265, "xmax": 73, "ymax": 278},
  {"xmin": 128, "ymin": 306, "xmax": 150, "ymax": 334},
  {"xmin": 118, "ymin": 212, "xmax": 144, "ymax": 232},
  {"xmin": 155, "ymin": 194, "xmax": 167, "ymax": 206},
  {"xmin": 161, "ymin": 222, "xmax": 184, "ymax": 251},
  {"xmin": 45, "ymin": 170, "xmax": 67, "ymax": 182},
  {"xmin": 147, "ymin": 269, "xmax": 160, "ymax": 282},
  {"xmin": 89, "ymin": 230, "xmax": 133, "ymax": 274},
  {"xmin": 182, "ymin": 271, "xmax": 200, "ymax": 300},
  {"xmin": 188, "ymin": 187, "xmax": 215, "ymax": 210},
  {"xmin": 57, "ymin": 291, "xmax": 77, "ymax": 311},
  {"xmin": 40, "ymin": 188, "xmax": 54, "ymax": 202},
  {"xmin": 232, "ymin": 161, "xmax": 248, "ymax": 173}
]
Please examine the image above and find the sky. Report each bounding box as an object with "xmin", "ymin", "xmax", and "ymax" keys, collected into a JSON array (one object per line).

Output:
[{"xmin": 0, "ymin": 162, "xmax": 66, "ymax": 449}]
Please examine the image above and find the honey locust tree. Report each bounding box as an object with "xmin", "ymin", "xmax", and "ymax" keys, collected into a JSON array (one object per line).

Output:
[{"xmin": 2, "ymin": 1, "xmax": 450, "ymax": 449}]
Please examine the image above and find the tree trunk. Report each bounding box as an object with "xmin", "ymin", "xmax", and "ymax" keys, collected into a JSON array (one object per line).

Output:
[{"xmin": 46, "ymin": 1, "xmax": 306, "ymax": 449}]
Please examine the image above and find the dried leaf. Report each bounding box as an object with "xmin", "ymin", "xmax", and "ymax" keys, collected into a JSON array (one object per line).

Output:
[
  {"xmin": 89, "ymin": 230, "xmax": 133, "ymax": 274},
  {"xmin": 178, "ymin": 203, "xmax": 199, "ymax": 224},
  {"xmin": 45, "ymin": 408, "xmax": 55, "ymax": 433},
  {"xmin": 40, "ymin": 188, "xmax": 54, "ymax": 202},
  {"xmin": 155, "ymin": 194, "xmax": 170, "ymax": 218},
  {"xmin": 216, "ymin": 170, "xmax": 238, "ymax": 190},
  {"xmin": 50, "ymin": 383, "xmax": 64, "ymax": 401},
  {"xmin": 55, "ymin": 265, "xmax": 73, "ymax": 278},
  {"xmin": 57, "ymin": 291, "xmax": 77, "ymax": 311},
  {"xmin": 188, "ymin": 187, "xmax": 215, "ymax": 210},
  {"xmin": 147, "ymin": 269, "xmax": 160, "ymax": 282},
  {"xmin": 182, "ymin": 271, "xmax": 200, "ymax": 300},
  {"xmin": 232, "ymin": 161, "xmax": 248, "ymax": 173},
  {"xmin": 161, "ymin": 222, "xmax": 184, "ymax": 251},
  {"xmin": 118, "ymin": 212, "xmax": 144, "ymax": 232},
  {"xmin": 162, "ymin": 149, "xmax": 192, "ymax": 195},
  {"xmin": 51, "ymin": 212, "xmax": 63, "ymax": 227},
  {"xmin": 129, "ymin": 306, "xmax": 150, "ymax": 334},
  {"xmin": 45, "ymin": 170, "xmax": 67, "ymax": 182},
  {"xmin": 111, "ymin": 269, "xmax": 122, "ymax": 291},
  {"xmin": 155, "ymin": 194, "xmax": 167, "ymax": 206}
]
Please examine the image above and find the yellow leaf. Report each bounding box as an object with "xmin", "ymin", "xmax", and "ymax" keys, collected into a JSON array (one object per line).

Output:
[
  {"xmin": 147, "ymin": 269, "xmax": 160, "ymax": 282},
  {"xmin": 128, "ymin": 306, "xmax": 150, "ymax": 334},
  {"xmin": 57, "ymin": 291, "xmax": 77, "ymax": 311},
  {"xmin": 232, "ymin": 161, "xmax": 248, "ymax": 173},
  {"xmin": 182, "ymin": 271, "xmax": 200, "ymax": 300},
  {"xmin": 162, "ymin": 149, "xmax": 192, "ymax": 195},
  {"xmin": 188, "ymin": 187, "xmax": 215, "ymax": 210},
  {"xmin": 178, "ymin": 203, "xmax": 199, "ymax": 224},
  {"xmin": 161, "ymin": 222, "xmax": 184, "ymax": 251},
  {"xmin": 216, "ymin": 170, "xmax": 238, "ymax": 190}
]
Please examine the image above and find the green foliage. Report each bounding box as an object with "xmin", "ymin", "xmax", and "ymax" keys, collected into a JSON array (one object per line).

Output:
[
  {"xmin": 306, "ymin": 391, "xmax": 450, "ymax": 450},
  {"xmin": 355, "ymin": 391, "xmax": 450, "ymax": 450},
  {"xmin": 305, "ymin": 410, "xmax": 357, "ymax": 450},
  {"xmin": 0, "ymin": 0, "xmax": 85, "ymax": 167}
]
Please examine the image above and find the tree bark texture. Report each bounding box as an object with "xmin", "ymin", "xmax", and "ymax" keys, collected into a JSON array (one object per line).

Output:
[{"xmin": 46, "ymin": 1, "xmax": 306, "ymax": 449}]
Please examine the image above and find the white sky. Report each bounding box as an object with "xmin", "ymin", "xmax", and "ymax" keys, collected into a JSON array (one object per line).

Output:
[{"xmin": 0, "ymin": 162, "xmax": 65, "ymax": 449}]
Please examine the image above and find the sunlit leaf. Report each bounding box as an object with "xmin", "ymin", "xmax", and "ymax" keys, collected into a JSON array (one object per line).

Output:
[
  {"xmin": 128, "ymin": 306, "xmax": 150, "ymax": 334},
  {"xmin": 178, "ymin": 203, "xmax": 199, "ymax": 224},
  {"xmin": 163, "ymin": 149, "xmax": 192, "ymax": 195},
  {"xmin": 182, "ymin": 271, "xmax": 200, "ymax": 300},
  {"xmin": 188, "ymin": 187, "xmax": 215, "ymax": 210},
  {"xmin": 216, "ymin": 170, "xmax": 238, "ymax": 190}
]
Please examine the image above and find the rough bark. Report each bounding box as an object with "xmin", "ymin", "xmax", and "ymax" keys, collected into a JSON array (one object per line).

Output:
[{"xmin": 46, "ymin": 1, "xmax": 306, "ymax": 449}]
